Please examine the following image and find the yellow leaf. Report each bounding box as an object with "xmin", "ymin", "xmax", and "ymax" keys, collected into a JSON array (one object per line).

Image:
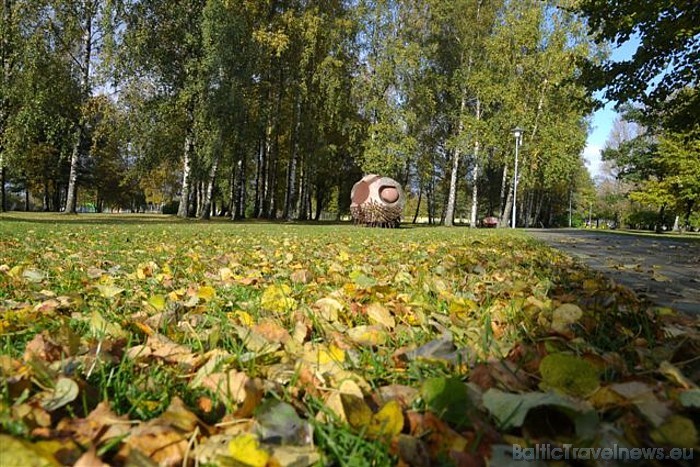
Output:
[
  {"xmin": 228, "ymin": 433, "xmax": 270, "ymax": 467},
  {"xmin": 147, "ymin": 294, "xmax": 166, "ymax": 312},
  {"xmin": 310, "ymin": 344, "xmax": 345, "ymax": 365},
  {"xmin": 95, "ymin": 285, "xmax": 125, "ymax": 299},
  {"xmin": 260, "ymin": 284, "xmax": 297, "ymax": 313},
  {"xmin": 551, "ymin": 303, "xmax": 583, "ymax": 333},
  {"xmin": 366, "ymin": 303, "xmax": 396, "ymax": 329},
  {"xmin": 368, "ymin": 400, "xmax": 404, "ymax": 438},
  {"xmin": 340, "ymin": 394, "xmax": 373, "ymax": 430},
  {"xmin": 230, "ymin": 310, "xmax": 254, "ymax": 326},
  {"xmin": 347, "ymin": 325, "xmax": 388, "ymax": 346},
  {"xmin": 219, "ymin": 267, "xmax": 233, "ymax": 281},
  {"xmin": 197, "ymin": 286, "xmax": 216, "ymax": 302},
  {"xmin": 0, "ymin": 434, "xmax": 59, "ymax": 466},
  {"xmin": 313, "ymin": 297, "xmax": 343, "ymax": 322},
  {"xmin": 90, "ymin": 311, "xmax": 126, "ymax": 338}
]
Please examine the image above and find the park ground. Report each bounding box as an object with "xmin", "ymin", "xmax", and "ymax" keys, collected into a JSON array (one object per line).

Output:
[{"xmin": 0, "ymin": 213, "xmax": 698, "ymax": 466}]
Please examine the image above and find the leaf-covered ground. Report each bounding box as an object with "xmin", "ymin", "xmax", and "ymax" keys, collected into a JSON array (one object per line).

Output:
[{"xmin": 0, "ymin": 214, "xmax": 698, "ymax": 466}]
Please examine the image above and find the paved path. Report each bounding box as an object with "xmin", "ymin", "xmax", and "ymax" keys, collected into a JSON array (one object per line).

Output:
[{"xmin": 526, "ymin": 229, "xmax": 700, "ymax": 313}]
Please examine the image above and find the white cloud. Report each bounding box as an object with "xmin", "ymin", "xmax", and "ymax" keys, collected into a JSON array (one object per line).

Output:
[{"xmin": 582, "ymin": 144, "xmax": 603, "ymax": 177}]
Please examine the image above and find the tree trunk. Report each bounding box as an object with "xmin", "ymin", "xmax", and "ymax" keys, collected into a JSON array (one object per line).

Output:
[
  {"xmin": 427, "ymin": 175, "xmax": 435, "ymax": 225},
  {"xmin": 684, "ymin": 200, "xmax": 694, "ymax": 229},
  {"xmin": 412, "ymin": 184, "xmax": 422, "ymax": 224},
  {"xmin": 65, "ymin": 3, "xmax": 94, "ymax": 214},
  {"xmin": 200, "ymin": 150, "xmax": 220, "ymax": 220},
  {"xmin": 228, "ymin": 155, "xmax": 240, "ymax": 220},
  {"xmin": 470, "ymin": 141, "xmax": 480, "ymax": 228},
  {"xmin": 533, "ymin": 193, "xmax": 545, "ymax": 227},
  {"xmin": 261, "ymin": 130, "xmax": 271, "ymax": 218},
  {"xmin": 255, "ymin": 134, "xmax": 268, "ymax": 218},
  {"xmin": 297, "ymin": 155, "xmax": 308, "ymax": 221},
  {"xmin": 177, "ymin": 124, "xmax": 194, "ymax": 218},
  {"xmin": 314, "ymin": 185, "xmax": 323, "ymax": 221},
  {"xmin": 1, "ymin": 164, "xmax": 6, "ymax": 212},
  {"xmin": 524, "ymin": 191, "xmax": 533, "ymax": 228},
  {"xmin": 501, "ymin": 182, "xmax": 514, "ymax": 228},
  {"xmin": 499, "ymin": 163, "xmax": 508, "ymax": 216},
  {"xmin": 443, "ymin": 94, "xmax": 467, "ymax": 227},
  {"xmin": 283, "ymin": 96, "xmax": 301, "ymax": 220},
  {"xmin": 655, "ymin": 204, "xmax": 666, "ymax": 233}
]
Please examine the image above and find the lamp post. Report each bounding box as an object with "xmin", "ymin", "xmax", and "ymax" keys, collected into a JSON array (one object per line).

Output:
[{"xmin": 511, "ymin": 127, "xmax": 523, "ymax": 228}]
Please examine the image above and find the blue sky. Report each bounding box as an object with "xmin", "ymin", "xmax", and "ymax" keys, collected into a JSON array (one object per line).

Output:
[{"xmin": 583, "ymin": 36, "xmax": 641, "ymax": 179}]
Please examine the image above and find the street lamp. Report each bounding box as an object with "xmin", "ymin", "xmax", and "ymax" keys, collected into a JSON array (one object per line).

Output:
[{"xmin": 511, "ymin": 127, "xmax": 523, "ymax": 228}]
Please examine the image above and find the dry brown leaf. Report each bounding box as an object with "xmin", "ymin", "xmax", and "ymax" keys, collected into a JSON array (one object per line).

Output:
[
  {"xmin": 23, "ymin": 332, "xmax": 64, "ymax": 363},
  {"xmin": 146, "ymin": 334, "xmax": 202, "ymax": 369},
  {"xmin": 195, "ymin": 369, "xmax": 250, "ymax": 408},
  {"xmin": 120, "ymin": 424, "xmax": 189, "ymax": 466},
  {"xmin": 56, "ymin": 401, "xmax": 132, "ymax": 446},
  {"xmin": 252, "ymin": 319, "xmax": 291, "ymax": 344},
  {"xmin": 74, "ymin": 448, "xmax": 109, "ymax": 467},
  {"xmin": 290, "ymin": 269, "xmax": 313, "ymax": 284}
]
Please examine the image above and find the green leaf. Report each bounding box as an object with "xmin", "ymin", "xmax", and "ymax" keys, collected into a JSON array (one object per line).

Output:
[
  {"xmin": 539, "ymin": 353, "xmax": 599, "ymax": 397},
  {"xmin": 41, "ymin": 377, "xmax": 79, "ymax": 412},
  {"xmin": 483, "ymin": 389, "xmax": 595, "ymax": 431},
  {"xmin": 420, "ymin": 377, "xmax": 471, "ymax": 428},
  {"xmin": 254, "ymin": 401, "xmax": 312, "ymax": 446},
  {"xmin": 679, "ymin": 389, "xmax": 700, "ymax": 408}
]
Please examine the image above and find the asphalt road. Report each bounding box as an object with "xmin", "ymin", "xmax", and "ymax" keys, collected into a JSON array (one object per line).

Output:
[{"xmin": 526, "ymin": 229, "xmax": 700, "ymax": 314}]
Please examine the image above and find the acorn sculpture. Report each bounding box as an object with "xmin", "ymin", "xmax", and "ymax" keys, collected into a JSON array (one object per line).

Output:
[{"xmin": 350, "ymin": 174, "xmax": 405, "ymax": 228}]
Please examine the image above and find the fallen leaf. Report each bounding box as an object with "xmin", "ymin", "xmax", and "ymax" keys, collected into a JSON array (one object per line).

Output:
[
  {"xmin": 366, "ymin": 303, "xmax": 396, "ymax": 329},
  {"xmin": 146, "ymin": 294, "xmax": 166, "ymax": 312},
  {"xmin": 74, "ymin": 448, "xmax": 109, "ymax": 467},
  {"xmin": 659, "ymin": 360, "xmax": 696, "ymax": 389},
  {"xmin": 95, "ymin": 284, "xmax": 125, "ymax": 298},
  {"xmin": 255, "ymin": 401, "xmax": 313, "ymax": 446},
  {"xmin": 550, "ymin": 303, "xmax": 583, "ymax": 334},
  {"xmin": 228, "ymin": 433, "xmax": 270, "ymax": 467},
  {"xmin": 197, "ymin": 285, "xmax": 216, "ymax": 302},
  {"xmin": 539, "ymin": 353, "xmax": 599, "ymax": 397},
  {"xmin": 340, "ymin": 393, "xmax": 373, "ymax": 430},
  {"xmin": 313, "ymin": 297, "xmax": 343, "ymax": 322},
  {"xmin": 269, "ymin": 445, "xmax": 321, "ymax": 467},
  {"xmin": 347, "ymin": 325, "xmax": 388, "ymax": 346},
  {"xmin": 121, "ymin": 423, "xmax": 189, "ymax": 466},
  {"xmin": 41, "ymin": 377, "xmax": 79, "ymax": 412},
  {"xmin": 679, "ymin": 389, "xmax": 700, "ymax": 408},
  {"xmin": 650, "ymin": 415, "xmax": 697, "ymax": 448},
  {"xmin": 290, "ymin": 269, "xmax": 313, "ymax": 284},
  {"xmin": 420, "ymin": 377, "xmax": 471, "ymax": 428},
  {"xmin": 0, "ymin": 434, "xmax": 60, "ymax": 466},
  {"xmin": 23, "ymin": 268, "xmax": 48, "ymax": 283},
  {"xmin": 261, "ymin": 284, "xmax": 297, "ymax": 313},
  {"xmin": 609, "ymin": 381, "xmax": 670, "ymax": 426},
  {"xmin": 367, "ymin": 400, "xmax": 404, "ymax": 438},
  {"xmin": 483, "ymin": 388, "xmax": 595, "ymax": 431}
]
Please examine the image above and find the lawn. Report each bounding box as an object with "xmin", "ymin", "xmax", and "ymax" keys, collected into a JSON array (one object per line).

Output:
[{"xmin": 0, "ymin": 213, "xmax": 697, "ymax": 466}]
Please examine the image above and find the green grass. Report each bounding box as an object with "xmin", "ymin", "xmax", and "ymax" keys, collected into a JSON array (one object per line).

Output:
[{"xmin": 0, "ymin": 212, "xmax": 694, "ymax": 465}]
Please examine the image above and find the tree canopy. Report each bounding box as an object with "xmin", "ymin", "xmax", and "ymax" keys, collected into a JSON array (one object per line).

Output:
[
  {"xmin": 2, "ymin": 0, "xmax": 679, "ymax": 229},
  {"xmin": 577, "ymin": 0, "xmax": 700, "ymax": 131}
]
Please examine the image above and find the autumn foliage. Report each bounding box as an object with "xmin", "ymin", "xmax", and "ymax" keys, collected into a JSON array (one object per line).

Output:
[{"xmin": 0, "ymin": 215, "xmax": 698, "ymax": 465}]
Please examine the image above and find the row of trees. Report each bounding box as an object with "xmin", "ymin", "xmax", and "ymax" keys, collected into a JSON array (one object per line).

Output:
[
  {"xmin": 580, "ymin": 1, "xmax": 700, "ymax": 232},
  {"xmin": 0, "ymin": 0, "xmax": 618, "ymax": 225}
]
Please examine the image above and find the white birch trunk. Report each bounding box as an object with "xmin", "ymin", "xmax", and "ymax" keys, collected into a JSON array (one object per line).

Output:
[
  {"xmin": 177, "ymin": 132, "xmax": 193, "ymax": 218},
  {"xmin": 443, "ymin": 94, "xmax": 467, "ymax": 227},
  {"xmin": 470, "ymin": 141, "xmax": 480, "ymax": 227},
  {"xmin": 65, "ymin": 2, "xmax": 94, "ymax": 213}
]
